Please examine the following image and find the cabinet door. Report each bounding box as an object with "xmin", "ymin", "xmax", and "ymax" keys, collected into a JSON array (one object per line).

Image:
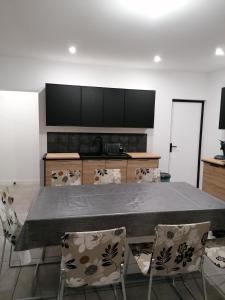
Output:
[
  {"xmin": 124, "ymin": 89, "xmax": 155, "ymax": 128},
  {"xmin": 103, "ymin": 88, "xmax": 125, "ymax": 127},
  {"xmin": 45, "ymin": 160, "xmax": 82, "ymax": 186},
  {"xmin": 105, "ymin": 160, "xmax": 127, "ymax": 183},
  {"xmin": 81, "ymin": 87, "xmax": 103, "ymax": 126},
  {"xmin": 46, "ymin": 84, "xmax": 81, "ymax": 126},
  {"xmin": 202, "ymin": 163, "xmax": 225, "ymax": 201},
  {"xmin": 127, "ymin": 159, "xmax": 159, "ymax": 183},
  {"xmin": 82, "ymin": 160, "xmax": 106, "ymax": 184}
]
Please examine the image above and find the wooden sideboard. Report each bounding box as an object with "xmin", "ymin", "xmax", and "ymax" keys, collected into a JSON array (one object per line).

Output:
[
  {"xmin": 44, "ymin": 152, "xmax": 161, "ymax": 186},
  {"xmin": 202, "ymin": 158, "xmax": 225, "ymax": 201}
]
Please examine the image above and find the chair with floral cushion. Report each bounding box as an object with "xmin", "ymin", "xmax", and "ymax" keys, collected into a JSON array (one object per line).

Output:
[
  {"xmin": 0, "ymin": 187, "xmax": 34, "ymax": 297},
  {"xmin": 135, "ymin": 168, "xmax": 160, "ymax": 183},
  {"xmin": 127, "ymin": 222, "xmax": 210, "ymax": 300},
  {"xmin": 51, "ymin": 170, "xmax": 81, "ymax": 186},
  {"xmin": 58, "ymin": 227, "xmax": 127, "ymax": 300},
  {"xmin": 0, "ymin": 187, "xmax": 59, "ymax": 299},
  {"xmin": 204, "ymin": 232, "xmax": 225, "ymax": 268},
  {"xmin": 0, "ymin": 187, "xmax": 29, "ymax": 273},
  {"xmin": 94, "ymin": 169, "xmax": 121, "ymax": 185}
]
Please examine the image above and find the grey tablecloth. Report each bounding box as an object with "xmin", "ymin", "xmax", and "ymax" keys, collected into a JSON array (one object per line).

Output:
[{"xmin": 15, "ymin": 182, "xmax": 225, "ymax": 251}]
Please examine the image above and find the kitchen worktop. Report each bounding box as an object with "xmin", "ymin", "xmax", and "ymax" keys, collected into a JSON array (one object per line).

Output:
[
  {"xmin": 44, "ymin": 152, "xmax": 161, "ymax": 160},
  {"xmin": 45, "ymin": 153, "xmax": 80, "ymax": 160},
  {"xmin": 127, "ymin": 152, "xmax": 161, "ymax": 159},
  {"xmin": 202, "ymin": 157, "xmax": 225, "ymax": 166}
]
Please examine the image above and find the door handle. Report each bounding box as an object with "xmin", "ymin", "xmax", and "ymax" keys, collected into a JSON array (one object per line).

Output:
[{"xmin": 170, "ymin": 143, "xmax": 177, "ymax": 152}]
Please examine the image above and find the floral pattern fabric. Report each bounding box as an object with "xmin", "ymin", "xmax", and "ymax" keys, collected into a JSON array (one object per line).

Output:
[
  {"xmin": 94, "ymin": 169, "xmax": 121, "ymax": 185},
  {"xmin": 135, "ymin": 168, "xmax": 160, "ymax": 183},
  {"xmin": 205, "ymin": 246, "xmax": 225, "ymax": 268},
  {"xmin": 51, "ymin": 170, "xmax": 81, "ymax": 186},
  {"xmin": 0, "ymin": 188, "xmax": 22, "ymax": 246},
  {"xmin": 130, "ymin": 222, "xmax": 210, "ymax": 276},
  {"xmin": 61, "ymin": 227, "xmax": 126, "ymax": 287}
]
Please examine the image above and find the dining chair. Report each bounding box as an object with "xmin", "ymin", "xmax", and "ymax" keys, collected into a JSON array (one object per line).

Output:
[
  {"xmin": 51, "ymin": 170, "xmax": 81, "ymax": 186},
  {"xmin": 126, "ymin": 222, "xmax": 210, "ymax": 300},
  {"xmin": 94, "ymin": 168, "xmax": 121, "ymax": 184},
  {"xmin": 0, "ymin": 187, "xmax": 59, "ymax": 299},
  {"xmin": 58, "ymin": 227, "xmax": 127, "ymax": 300},
  {"xmin": 135, "ymin": 167, "xmax": 160, "ymax": 183},
  {"xmin": 205, "ymin": 236, "xmax": 225, "ymax": 268}
]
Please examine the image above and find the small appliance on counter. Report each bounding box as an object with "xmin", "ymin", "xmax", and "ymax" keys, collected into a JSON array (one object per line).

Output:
[
  {"xmin": 104, "ymin": 143, "xmax": 125, "ymax": 155},
  {"xmin": 79, "ymin": 142, "xmax": 131, "ymax": 159},
  {"xmin": 214, "ymin": 140, "xmax": 225, "ymax": 160}
]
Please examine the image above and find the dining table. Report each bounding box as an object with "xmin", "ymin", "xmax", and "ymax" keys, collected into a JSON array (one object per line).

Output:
[{"xmin": 15, "ymin": 182, "xmax": 225, "ymax": 251}]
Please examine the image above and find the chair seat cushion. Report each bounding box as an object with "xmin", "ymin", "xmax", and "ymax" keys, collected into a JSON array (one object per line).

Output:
[
  {"xmin": 205, "ymin": 246, "xmax": 225, "ymax": 268},
  {"xmin": 129, "ymin": 242, "xmax": 153, "ymax": 275}
]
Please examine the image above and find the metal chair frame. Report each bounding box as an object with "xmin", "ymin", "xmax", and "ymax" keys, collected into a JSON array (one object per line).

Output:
[
  {"xmin": 0, "ymin": 235, "xmax": 60, "ymax": 300},
  {"xmin": 57, "ymin": 263, "xmax": 127, "ymax": 300},
  {"xmin": 125, "ymin": 235, "xmax": 208, "ymax": 300},
  {"xmin": 146, "ymin": 256, "xmax": 208, "ymax": 300}
]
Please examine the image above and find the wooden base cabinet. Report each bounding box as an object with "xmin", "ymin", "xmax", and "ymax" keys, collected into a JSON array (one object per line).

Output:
[
  {"xmin": 202, "ymin": 161, "xmax": 225, "ymax": 202},
  {"xmin": 82, "ymin": 160, "xmax": 127, "ymax": 184},
  {"xmin": 45, "ymin": 160, "xmax": 82, "ymax": 186},
  {"xmin": 44, "ymin": 155, "xmax": 160, "ymax": 186},
  {"xmin": 82, "ymin": 160, "xmax": 106, "ymax": 185},
  {"xmin": 105, "ymin": 160, "xmax": 127, "ymax": 183},
  {"xmin": 127, "ymin": 159, "xmax": 159, "ymax": 183}
]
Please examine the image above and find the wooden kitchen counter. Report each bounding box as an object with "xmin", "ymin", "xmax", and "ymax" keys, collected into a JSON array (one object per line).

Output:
[
  {"xmin": 45, "ymin": 153, "xmax": 80, "ymax": 160},
  {"xmin": 44, "ymin": 152, "xmax": 161, "ymax": 186},
  {"xmin": 202, "ymin": 157, "xmax": 225, "ymax": 166},
  {"xmin": 127, "ymin": 152, "xmax": 161, "ymax": 159},
  {"xmin": 202, "ymin": 157, "xmax": 225, "ymax": 202}
]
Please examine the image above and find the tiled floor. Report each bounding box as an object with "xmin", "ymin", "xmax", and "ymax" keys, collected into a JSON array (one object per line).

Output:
[{"xmin": 0, "ymin": 184, "xmax": 225, "ymax": 300}]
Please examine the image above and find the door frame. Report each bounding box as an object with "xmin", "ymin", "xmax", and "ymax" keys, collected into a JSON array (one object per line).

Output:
[{"xmin": 170, "ymin": 99, "xmax": 205, "ymax": 188}]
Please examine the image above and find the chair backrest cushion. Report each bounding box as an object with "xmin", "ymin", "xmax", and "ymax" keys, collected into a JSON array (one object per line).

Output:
[
  {"xmin": 94, "ymin": 169, "xmax": 121, "ymax": 185},
  {"xmin": 0, "ymin": 188, "xmax": 22, "ymax": 245},
  {"xmin": 135, "ymin": 168, "xmax": 160, "ymax": 183},
  {"xmin": 61, "ymin": 227, "xmax": 126, "ymax": 287},
  {"xmin": 151, "ymin": 222, "xmax": 210, "ymax": 276},
  {"xmin": 51, "ymin": 170, "xmax": 81, "ymax": 186}
]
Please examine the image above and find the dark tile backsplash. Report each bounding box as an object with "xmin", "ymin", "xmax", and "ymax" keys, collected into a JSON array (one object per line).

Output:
[{"xmin": 47, "ymin": 132, "xmax": 147, "ymax": 153}]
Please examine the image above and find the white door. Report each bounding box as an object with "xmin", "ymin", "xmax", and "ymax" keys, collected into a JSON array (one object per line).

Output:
[{"xmin": 169, "ymin": 101, "xmax": 203, "ymax": 187}]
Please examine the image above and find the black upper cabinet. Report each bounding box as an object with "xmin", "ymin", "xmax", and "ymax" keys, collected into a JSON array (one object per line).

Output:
[
  {"xmin": 81, "ymin": 87, "xmax": 103, "ymax": 126},
  {"xmin": 103, "ymin": 88, "xmax": 125, "ymax": 127},
  {"xmin": 124, "ymin": 89, "xmax": 155, "ymax": 128},
  {"xmin": 219, "ymin": 87, "xmax": 225, "ymax": 129},
  {"xmin": 46, "ymin": 83, "xmax": 81, "ymax": 126},
  {"xmin": 46, "ymin": 83, "xmax": 155, "ymax": 128}
]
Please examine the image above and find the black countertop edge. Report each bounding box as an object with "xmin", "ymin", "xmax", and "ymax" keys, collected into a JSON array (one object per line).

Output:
[
  {"xmin": 43, "ymin": 153, "xmax": 132, "ymax": 160},
  {"xmin": 43, "ymin": 153, "xmax": 161, "ymax": 160}
]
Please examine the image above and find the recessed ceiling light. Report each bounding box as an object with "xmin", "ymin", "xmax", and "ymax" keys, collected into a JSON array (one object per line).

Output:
[
  {"xmin": 215, "ymin": 47, "xmax": 224, "ymax": 56},
  {"xmin": 68, "ymin": 46, "xmax": 76, "ymax": 54},
  {"xmin": 121, "ymin": 0, "xmax": 189, "ymax": 19},
  {"xmin": 154, "ymin": 55, "xmax": 161, "ymax": 63}
]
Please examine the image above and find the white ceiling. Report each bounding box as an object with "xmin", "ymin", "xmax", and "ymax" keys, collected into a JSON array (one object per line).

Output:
[{"xmin": 0, "ymin": 0, "xmax": 225, "ymax": 72}]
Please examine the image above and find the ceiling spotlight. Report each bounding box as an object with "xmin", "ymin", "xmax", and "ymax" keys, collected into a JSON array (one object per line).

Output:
[
  {"xmin": 68, "ymin": 46, "xmax": 76, "ymax": 54},
  {"xmin": 215, "ymin": 47, "xmax": 224, "ymax": 56},
  {"xmin": 154, "ymin": 55, "xmax": 161, "ymax": 63}
]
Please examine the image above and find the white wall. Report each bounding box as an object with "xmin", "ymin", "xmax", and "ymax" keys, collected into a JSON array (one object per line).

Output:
[
  {"xmin": 0, "ymin": 55, "xmax": 209, "ymax": 185},
  {"xmin": 0, "ymin": 91, "xmax": 39, "ymax": 184}
]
